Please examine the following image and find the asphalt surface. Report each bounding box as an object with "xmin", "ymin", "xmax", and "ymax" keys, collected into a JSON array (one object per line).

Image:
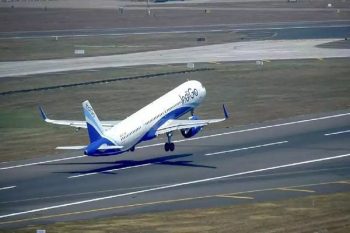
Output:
[
  {"xmin": 0, "ymin": 20, "xmax": 349, "ymax": 39},
  {"xmin": 0, "ymin": 110, "xmax": 349, "ymax": 229},
  {"xmin": 0, "ymin": 20, "xmax": 349, "ymax": 78},
  {"xmin": 1, "ymin": 38, "xmax": 350, "ymax": 78}
]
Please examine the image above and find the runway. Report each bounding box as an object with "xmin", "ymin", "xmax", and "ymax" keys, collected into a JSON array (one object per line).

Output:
[
  {"xmin": 0, "ymin": 110, "xmax": 349, "ymax": 229},
  {"xmin": 1, "ymin": 20, "xmax": 349, "ymax": 39}
]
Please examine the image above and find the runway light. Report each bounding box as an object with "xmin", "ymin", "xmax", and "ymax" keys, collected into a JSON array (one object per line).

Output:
[{"xmin": 36, "ymin": 230, "xmax": 46, "ymax": 233}]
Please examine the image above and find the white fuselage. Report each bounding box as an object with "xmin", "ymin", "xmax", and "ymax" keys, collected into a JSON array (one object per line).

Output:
[{"xmin": 104, "ymin": 80, "xmax": 206, "ymax": 151}]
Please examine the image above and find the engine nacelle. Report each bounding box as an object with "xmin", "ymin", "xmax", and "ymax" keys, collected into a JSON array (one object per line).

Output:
[{"xmin": 180, "ymin": 115, "xmax": 202, "ymax": 138}]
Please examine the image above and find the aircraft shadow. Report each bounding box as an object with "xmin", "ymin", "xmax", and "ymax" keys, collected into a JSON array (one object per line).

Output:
[{"xmin": 51, "ymin": 153, "xmax": 216, "ymax": 175}]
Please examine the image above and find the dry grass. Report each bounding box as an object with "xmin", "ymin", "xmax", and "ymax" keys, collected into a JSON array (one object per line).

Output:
[
  {"xmin": 0, "ymin": 32, "xmax": 243, "ymax": 61},
  {"xmin": 5, "ymin": 192, "xmax": 350, "ymax": 233}
]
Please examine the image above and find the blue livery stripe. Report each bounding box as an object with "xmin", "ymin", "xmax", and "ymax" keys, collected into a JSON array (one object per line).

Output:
[{"xmin": 86, "ymin": 122, "xmax": 102, "ymax": 143}]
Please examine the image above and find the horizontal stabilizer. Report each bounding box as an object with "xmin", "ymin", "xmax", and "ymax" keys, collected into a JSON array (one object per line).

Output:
[
  {"xmin": 56, "ymin": 146, "xmax": 87, "ymax": 150},
  {"xmin": 98, "ymin": 144, "xmax": 123, "ymax": 150},
  {"xmin": 38, "ymin": 105, "xmax": 120, "ymax": 129}
]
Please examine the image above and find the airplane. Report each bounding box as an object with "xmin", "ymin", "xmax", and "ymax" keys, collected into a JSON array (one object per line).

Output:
[{"xmin": 39, "ymin": 80, "xmax": 229, "ymax": 156}]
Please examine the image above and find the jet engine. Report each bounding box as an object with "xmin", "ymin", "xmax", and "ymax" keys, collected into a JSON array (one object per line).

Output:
[{"xmin": 180, "ymin": 115, "xmax": 202, "ymax": 138}]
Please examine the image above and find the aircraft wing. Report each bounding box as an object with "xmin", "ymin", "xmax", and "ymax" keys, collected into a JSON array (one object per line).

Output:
[
  {"xmin": 56, "ymin": 145, "xmax": 87, "ymax": 150},
  {"xmin": 156, "ymin": 104, "xmax": 229, "ymax": 135},
  {"xmin": 56, "ymin": 145, "xmax": 123, "ymax": 150},
  {"xmin": 156, "ymin": 118, "xmax": 225, "ymax": 135},
  {"xmin": 39, "ymin": 106, "xmax": 120, "ymax": 129}
]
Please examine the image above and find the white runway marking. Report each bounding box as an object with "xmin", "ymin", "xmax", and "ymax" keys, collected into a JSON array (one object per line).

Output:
[
  {"xmin": 2, "ymin": 22, "xmax": 349, "ymax": 40},
  {"xmin": 0, "ymin": 152, "xmax": 349, "ymax": 220},
  {"xmin": 68, "ymin": 163, "xmax": 152, "ymax": 179},
  {"xmin": 2, "ymin": 20, "xmax": 349, "ymax": 34},
  {"xmin": 0, "ymin": 186, "xmax": 16, "ymax": 191},
  {"xmin": 138, "ymin": 112, "xmax": 350, "ymax": 148},
  {"xmin": 2, "ymin": 38, "xmax": 350, "ymax": 77},
  {"xmin": 1, "ymin": 112, "xmax": 349, "ymax": 171},
  {"xmin": 204, "ymin": 141, "xmax": 288, "ymax": 156},
  {"xmin": 0, "ymin": 156, "xmax": 85, "ymax": 171},
  {"xmin": 6, "ymin": 25, "xmax": 340, "ymax": 40},
  {"xmin": 324, "ymin": 129, "xmax": 350, "ymax": 136}
]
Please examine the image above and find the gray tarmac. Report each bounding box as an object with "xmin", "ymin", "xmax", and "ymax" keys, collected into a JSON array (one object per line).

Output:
[
  {"xmin": 1, "ymin": 38, "xmax": 350, "ymax": 78},
  {"xmin": 0, "ymin": 110, "xmax": 349, "ymax": 229},
  {"xmin": 1, "ymin": 21, "xmax": 349, "ymax": 78},
  {"xmin": 0, "ymin": 20, "xmax": 348, "ymax": 40}
]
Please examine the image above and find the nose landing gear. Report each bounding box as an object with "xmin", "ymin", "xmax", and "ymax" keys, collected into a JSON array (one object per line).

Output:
[{"xmin": 164, "ymin": 132, "xmax": 175, "ymax": 152}]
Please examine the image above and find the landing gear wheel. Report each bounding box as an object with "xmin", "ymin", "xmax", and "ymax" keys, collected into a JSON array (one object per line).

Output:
[
  {"xmin": 164, "ymin": 143, "xmax": 170, "ymax": 152},
  {"xmin": 165, "ymin": 132, "xmax": 174, "ymax": 152},
  {"xmin": 130, "ymin": 146, "xmax": 135, "ymax": 152},
  {"xmin": 164, "ymin": 143, "xmax": 175, "ymax": 152},
  {"xmin": 169, "ymin": 143, "xmax": 175, "ymax": 151}
]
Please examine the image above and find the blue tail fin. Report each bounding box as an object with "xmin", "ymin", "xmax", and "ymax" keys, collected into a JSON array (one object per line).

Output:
[{"xmin": 82, "ymin": 100, "xmax": 104, "ymax": 143}]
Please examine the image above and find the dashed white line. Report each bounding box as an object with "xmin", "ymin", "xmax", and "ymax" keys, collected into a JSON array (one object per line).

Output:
[
  {"xmin": 2, "ymin": 22, "xmax": 349, "ymax": 40},
  {"xmin": 204, "ymin": 141, "xmax": 288, "ymax": 156},
  {"xmin": 277, "ymin": 187, "xmax": 315, "ymax": 193},
  {"xmin": 0, "ymin": 152, "xmax": 349, "ymax": 220},
  {"xmin": 0, "ymin": 156, "xmax": 85, "ymax": 171},
  {"xmin": 1, "ymin": 112, "xmax": 349, "ymax": 171},
  {"xmin": 324, "ymin": 129, "xmax": 350, "ymax": 136},
  {"xmin": 68, "ymin": 163, "xmax": 152, "ymax": 179},
  {"xmin": 138, "ymin": 112, "xmax": 350, "ymax": 149},
  {"xmin": 0, "ymin": 186, "xmax": 16, "ymax": 191},
  {"xmin": 216, "ymin": 195, "xmax": 254, "ymax": 200},
  {"xmin": 2, "ymin": 20, "xmax": 349, "ymax": 34}
]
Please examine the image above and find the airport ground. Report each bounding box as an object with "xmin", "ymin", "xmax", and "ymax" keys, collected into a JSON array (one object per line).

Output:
[
  {"xmin": 1, "ymin": 58, "xmax": 350, "ymax": 162},
  {"xmin": 1, "ymin": 30, "xmax": 349, "ymax": 62},
  {"xmin": 7, "ymin": 193, "xmax": 350, "ymax": 233},
  {"xmin": 0, "ymin": 32, "xmax": 246, "ymax": 61},
  {"xmin": 0, "ymin": 108, "xmax": 349, "ymax": 232},
  {"xmin": 1, "ymin": 0, "xmax": 350, "ymax": 32},
  {"xmin": 0, "ymin": 0, "xmax": 349, "ymax": 232}
]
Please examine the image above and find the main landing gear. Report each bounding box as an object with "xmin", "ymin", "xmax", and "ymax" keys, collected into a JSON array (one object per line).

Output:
[{"xmin": 164, "ymin": 132, "xmax": 175, "ymax": 152}]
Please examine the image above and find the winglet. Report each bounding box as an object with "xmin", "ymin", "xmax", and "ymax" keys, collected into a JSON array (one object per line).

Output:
[
  {"xmin": 56, "ymin": 145, "xmax": 87, "ymax": 150},
  {"xmin": 39, "ymin": 106, "xmax": 48, "ymax": 120},
  {"xmin": 223, "ymin": 104, "xmax": 229, "ymax": 119}
]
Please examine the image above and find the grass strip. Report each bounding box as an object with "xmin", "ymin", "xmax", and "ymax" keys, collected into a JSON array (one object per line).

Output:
[{"xmin": 5, "ymin": 192, "xmax": 350, "ymax": 233}]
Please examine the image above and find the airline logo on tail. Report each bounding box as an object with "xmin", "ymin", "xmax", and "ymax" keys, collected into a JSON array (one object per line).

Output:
[
  {"xmin": 83, "ymin": 100, "xmax": 104, "ymax": 143},
  {"xmin": 39, "ymin": 100, "xmax": 124, "ymax": 155}
]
